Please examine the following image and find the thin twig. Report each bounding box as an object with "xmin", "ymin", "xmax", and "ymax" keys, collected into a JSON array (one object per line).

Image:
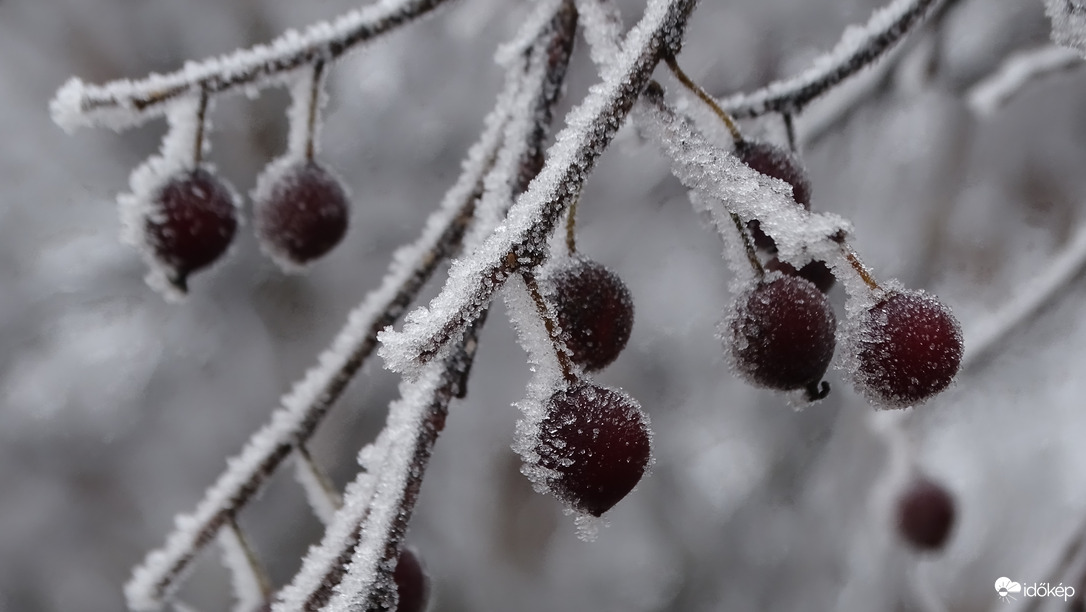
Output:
[
  {"xmin": 51, "ymin": 0, "xmax": 453, "ymax": 131},
  {"xmin": 522, "ymin": 271, "xmax": 579, "ymax": 383},
  {"xmin": 664, "ymin": 55, "xmax": 744, "ymax": 145},
  {"xmin": 717, "ymin": 0, "xmax": 944, "ymax": 118},
  {"xmin": 192, "ymin": 88, "xmax": 208, "ymax": 166},
  {"xmin": 304, "ymin": 61, "xmax": 325, "ymax": 162},
  {"xmin": 967, "ymin": 45, "xmax": 1084, "ymax": 116},
  {"xmin": 292, "ymin": 444, "xmax": 342, "ymax": 525}
]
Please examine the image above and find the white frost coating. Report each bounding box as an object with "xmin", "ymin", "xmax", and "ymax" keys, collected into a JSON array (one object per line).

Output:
[
  {"xmin": 494, "ymin": 0, "xmax": 563, "ymax": 67},
  {"xmin": 963, "ymin": 221, "xmax": 1086, "ymax": 371},
  {"xmin": 50, "ymin": 0, "xmax": 446, "ymax": 132},
  {"xmin": 574, "ymin": 0, "xmax": 624, "ymax": 70},
  {"xmin": 323, "ymin": 366, "xmax": 446, "ymax": 612},
  {"xmin": 218, "ymin": 527, "xmax": 267, "ymax": 612},
  {"xmin": 967, "ymin": 45, "xmax": 1083, "ymax": 115},
  {"xmin": 717, "ymin": 0, "xmax": 940, "ymax": 116},
  {"xmin": 687, "ymin": 191, "xmax": 761, "ymax": 290},
  {"xmin": 379, "ymin": 0, "xmax": 692, "ymax": 376},
  {"xmin": 272, "ymin": 455, "xmax": 381, "ymax": 611},
  {"xmin": 119, "ymin": 96, "xmax": 242, "ymax": 300},
  {"xmin": 1045, "ymin": 0, "xmax": 1086, "ymax": 56},
  {"xmin": 292, "ymin": 452, "xmax": 343, "ymax": 526},
  {"xmin": 633, "ymin": 98, "xmax": 852, "ymax": 274},
  {"xmin": 123, "ymin": 49, "xmax": 515, "ymax": 612}
]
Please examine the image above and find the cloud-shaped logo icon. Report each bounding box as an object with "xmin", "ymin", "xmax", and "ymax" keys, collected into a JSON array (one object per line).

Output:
[{"xmin": 995, "ymin": 577, "xmax": 1022, "ymax": 602}]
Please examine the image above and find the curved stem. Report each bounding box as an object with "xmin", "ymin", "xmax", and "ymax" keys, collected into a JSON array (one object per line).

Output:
[
  {"xmin": 665, "ymin": 55, "xmax": 744, "ymax": 146},
  {"xmin": 193, "ymin": 87, "xmax": 209, "ymax": 166},
  {"xmin": 522, "ymin": 271, "xmax": 579, "ymax": 384},
  {"xmin": 304, "ymin": 60, "xmax": 326, "ymax": 162}
]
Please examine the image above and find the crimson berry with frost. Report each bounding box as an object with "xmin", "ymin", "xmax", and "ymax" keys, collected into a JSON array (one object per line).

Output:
[
  {"xmin": 254, "ymin": 160, "xmax": 350, "ymax": 267},
  {"xmin": 394, "ymin": 546, "xmax": 431, "ymax": 612},
  {"xmin": 144, "ymin": 166, "xmax": 238, "ymax": 292},
  {"xmin": 545, "ymin": 257, "xmax": 634, "ymax": 372},
  {"xmin": 533, "ymin": 383, "xmax": 651, "ymax": 517},
  {"xmin": 735, "ymin": 139, "xmax": 811, "ymax": 252}
]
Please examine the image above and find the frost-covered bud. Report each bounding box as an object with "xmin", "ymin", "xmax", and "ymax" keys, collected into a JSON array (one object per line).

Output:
[
  {"xmin": 850, "ymin": 291, "xmax": 963, "ymax": 408},
  {"xmin": 532, "ymin": 383, "xmax": 651, "ymax": 517},
  {"xmin": 725, "ymin": 274, "xmax": 837, "ymax": 398},
  {"xmin": 253, "ymin": 160, "xmax": 350, "ymax": 269},
  {"xmin": 143, "ymin": 166, "xmax": 239, "ymax": 292}
]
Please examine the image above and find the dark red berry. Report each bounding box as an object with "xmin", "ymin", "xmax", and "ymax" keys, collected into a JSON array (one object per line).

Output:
[
  {"xmin": 727, "ymin": 274, "xmax": 837, "ymax": 398},
  {"xmin": 534, "ymin": 383, "xmax": 651, "ymax": 517},
  {"xmin": 765, "ymin": 256, "xmax": 835, "ymax": 293},
  {"xmin": 144, "ymin": 166, "xmax": 238, "ymax": 292},
  {"xmin": 896, "ymin": 476, "xmax": 956, "ymax": 551},
  {"xmin": 394, "ymin": 546, "xmax": 430, "ymax": 612},
  {"xmin": 736, "ymin": 140, "xmax": 811, "ymax": 252},
  {"xmin": 853, "ymin": 291, "xmax": 963, "ymax": 407},
  {"xmin": 546, "ymin": 257, "xmax": 634, "ymax": 372},
  {"xmin": 254, "ymin": 160, "xmax": 350, "ymax": 267}
]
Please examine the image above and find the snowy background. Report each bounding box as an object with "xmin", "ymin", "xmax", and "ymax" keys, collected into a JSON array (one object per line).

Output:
[{"xmin": 1, "ymin": 0, "xmax": 1085, "ymax": 610}]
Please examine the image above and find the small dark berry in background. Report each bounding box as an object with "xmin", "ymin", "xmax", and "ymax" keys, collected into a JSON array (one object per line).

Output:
[
  {"xmin": 255, "ymin": 160, "xmax": 350, "ymax": 267},
  {"xmin": 534, "ymin": 383, "xmax": 651, "ymax": 517},
  {"xmin": 896, "ymin": 476, "xmax": 956, "ymax": 552},
  {"xmin": 853, "ymin": 291, "xmax": 963, "ymax": 407},
  {"xmin": 727, "ymin": 274, "xmax": 837, "ymax": 395},
  {"xmin": 545, "ymin": 257, "xmax": 634, "ymax": 372},
  {"xmin": 144, "ymin": 166, "xmax": 238, "ymax": 292},
  {"xmin": 765, "ymin": 256, "xmax": 836, "ymax": 293},
  {"xmin": 394, "ymin": 546, "xmax": 431, "ymax": 612}
]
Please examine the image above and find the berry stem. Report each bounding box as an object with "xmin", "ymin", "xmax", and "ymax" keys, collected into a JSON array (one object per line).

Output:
[
  {"xmin": 843, "ymin": 245, "xmax": 881, "ymax": 290},
  {"xmin": 730, "ymin": 211, "xmax": 764, "ymax": 277},
  {"xmin": 296, "ymin": 443, "xmax": 343, "ymax": 512},
  {"xmin": 225, "ymin": 518, "xmax": 273, "ymax": 601},
  {"xmin": 664, "ymin": 55, "xmax": 744, "ymax": 146},
  {"xmin": 305, "ymin": 60, "xmax": 326, "ymax": 162},
  {"xmin": 783, "ymin": 112, "xmax": 798, "ymax": 153},
  {"xmin": 192, "ymin": 86, "xmax": 209, "ymax": 166},
  {"xmin": 565, "ymin": 194, "xmax": 579, "ymax": 254},
  {"xmin": 522, "ymin": 271, "xmax": 579, "ymax": 384}
]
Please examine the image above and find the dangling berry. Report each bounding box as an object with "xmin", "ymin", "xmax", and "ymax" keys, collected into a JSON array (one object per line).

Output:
[
  {"xmin": 545, "ymin": 257, "xmax": 634, "ymax": 372},
  {"xmin": 726, "ymin": 274, "xmax": 837, "ymax": 399},
  {"xmin": 533, "ymin": 383, "xmax": 651, "ymax": 517},
  {"xmin": 394, "ymin": 546, "xmax": 431, "ymax": 612},
  {"xmin": 765, "ymin": 256, "xmax": 836, "ymax": 294},
  {"xmin": 144, "ymin": 166, "xmax": 239, "ymax": 292},
  {"xmin": 735, "ymin": 139, "xmax": 811, "ymax": 252},
  {"xmin": 896, "ymin": 476, "xmax": 956, "ymax": 552},
  {"xmin": 852, "ymin": 291, "xmax": 963, "ymax": 407},
  {"xmin": 254, "ymin": 160, "xmax": 350, "ymax": 268}
]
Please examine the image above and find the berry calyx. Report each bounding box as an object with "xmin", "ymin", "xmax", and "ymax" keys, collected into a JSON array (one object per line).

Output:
[
  {"xmin": 533, "ymin": 383, "xmax": 651, "ymax": 517},
  {"xmin": 144, "ymin": 166, "xmax": 239, "ymax": 292},
  {"xmin": 765, "ymin": 256, "xmax": 836, "ymax": 294},
  {"xmin": 896, "ymin": 476, "xmax": 956, "ymax": 552},
  {"xmin": 394, "ymin": 546, "xmax": 431, "ymax": 612},
  {"xmin": 545, "ymin": 257, "xmax": 634, "ymax": 372},
  {"xmin": 852, "ymin": 291, "xmax": 963, "ymax": 407},
  {"xmin": 254, "ymin": 160, "xmax": 350, "ymax": 268},
  {"xmin": 726, "ymin": 274, "xmax": 837, "ymax": 399}
]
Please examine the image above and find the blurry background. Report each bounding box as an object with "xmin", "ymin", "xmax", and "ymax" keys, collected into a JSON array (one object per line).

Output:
[{"xmin": 1, "ymin": 0, "xmax": 1084, "ymax": 610}]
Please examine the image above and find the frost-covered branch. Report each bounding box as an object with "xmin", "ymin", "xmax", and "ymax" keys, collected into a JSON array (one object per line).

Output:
[
  {"xmin": 967, "ymin": 45, "xmax": 1084, "ymax": 115},
  {"xmin": 272, "ymin": 4, "xmax": 577, "ymax": 608},
  {"xmin": 123, "ymin": 51, "xmax": 513, "ymax": 612},
  {"xmin": 51, "ymin": 0, "xmax": 452, "ymax": 131},
  {"xmin": 378, "ymin": 0, "xmax": 698, "ymax": 376},
  {"xmin": 717, "ymin": 0, "xmax": 944, "ymax": 119}
]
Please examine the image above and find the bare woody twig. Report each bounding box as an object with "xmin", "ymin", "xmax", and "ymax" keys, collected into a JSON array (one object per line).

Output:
[
  {"xmin": 51, "ymin": 0, "xmax": 454, "ymax": 131},
  {"xmin": 378, "ymin": 0, "xmax": 698, "ymax": 377},
  {"xmin": 717, "ymin": 0, "xmax": 943, "ymax": 119}
]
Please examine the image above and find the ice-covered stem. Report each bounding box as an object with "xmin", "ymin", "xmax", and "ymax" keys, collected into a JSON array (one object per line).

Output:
[
  {"xmin": 522, "ymin": 271, "xmax": 579, "ymax": 383},
  {"xmin": 664, "ymin": 55, "xmax": 744, "ymax": 145},
  {"xmin": 51, "ymin": 0, "xmax": 452, "ymax": 131},
  {"xmin": 272, "ymin": 6, "xmax": 578, "ymax": 608},
  {"xmin": 293, "ymin": 444, "xmax": 343, "ymax": 525},
  {"xmin": 967, "ymin": 45, "xmax": 1084, "ymax": 116},
  {"xmin": 716, "ymin": 0, "xmax": 943, "ymax": 119},
  {"xmin": 123, "ymin": 58, "xmax": 514, "ymax": 612},
  {"xmin": 304, "ymin": 61, "xmax": 326, "ymax": 162},
  {"xmin": 379, "ymin": 0, "xmax": 698, "ymax": 375},
  {"xmin": 730, "ymin": 212, "xmax": 764, "ymax": 276}
]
